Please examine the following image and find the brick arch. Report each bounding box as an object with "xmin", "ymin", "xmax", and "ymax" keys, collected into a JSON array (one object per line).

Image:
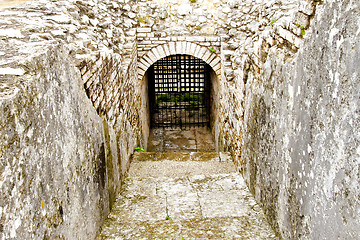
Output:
[{"xmin": 137, "ymin": 41, "xmax": 221, "ymax": 80}]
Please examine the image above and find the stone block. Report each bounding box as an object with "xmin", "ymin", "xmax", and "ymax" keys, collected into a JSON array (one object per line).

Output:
[
  {"xmin": 0, "ymin": 67, "xmax": 24, "ymax": 75},
  {"xmin": 299, "ymin": 0, "xmax": 315, "ymax": 16},
  {"xmin": 147, "ymin": 51, "xmax": 158, "ymax": 63},
  {"xmin": 151, "ymin": 48, "xmax": 161, "ymax": 60},
  {"xmin": 177, "ymin": 36, "xmax": 186, "ymax": 41},
  {"xmin": 211, "ymin": 57, "xmax": 221, "ymax": 68},
  {"xmin": 182, "ymin": 42, "xmax": 188, "ymax": 53},
  {"xmin": 143, "ymin": 47, "xmax": 153, "ymax": 52},
  {"xmin": 207, "ymin": 53, "xmax": 216, "ymax": 64},
  {"xmin": 138, "ymin": 61, "xmax": 148, "ymax": 72},
  {"xmin": 193, "ymin": 36, "xmax": 206, "ymax": 42},
  {"xmin": 294, "ymin": 11, "xmax": 310, "ymax": 28},
  {"xmin": 206, "ymin": 36, "xmax": 220, "ymax": 42},
  {"xmin": 223, "ymin": 50, "xmax": 235, "ymax": 59},
  {"xmin": 293, "ymin": 36, "xmax": 302, "ymax": 49},
  {"xmin": 189, "ymin": 43, "xmax": 197, "ymax": 56},
  {"xmin": 0, "ymin": 29, "xmax": 23, "ymax": 38},
  {"xmin": 170, "ymin": 36, "xmax": 178, "ymax": 41},
  {"xmin": 82, "ymin": 70, "xmax": 94, "ymax": 84},
  {"xmin": 80, "ymin": 65, "xmax": 88, "ymax": 75},
  {"xmin": 185, "ymin": 36, "xmax": 197, "ymax": 42},
  {"xmin": 202, "ymin": 49, "xmax": 212, "ymax": 63},
  {"xmin": 198, "ymin": 47, "xmax": 209, "ymax": 59},
  {"xmin": 84, "ymin": 77, "xmax": 93, "ymax": 89},
  {"xmin": 137, "ymin": 27, "xmax": 152, "ymax": 33},
  {"xmin": 159, "ymin": 37, "xmax": 171, "ymax": 41},
  {"xmin": 140, "ymin": 57, "xmax": 151, "ymax": 67},
  {"xmin": 163, "ymin": 44, "xmax": 171, "ymax": 57},
  {"xmin": 176, "ymin": 41, "xmax": 182, "ymax": 54},
  {"xmin": 276, "ymin": 27, "xmax": 295, "ymax": 45},
  {"xmin": 126, "ymin": 29, "xmax": 136, "ymax": 36},
  {"xmin": 169, "ymin": 42, "xmax": 176, "ymax": 55},
  {"xmin": 152, "ymin": 41, "xmax": 167, "ymax": 45},
  {"xmin": 137, "ymin": 32, "xmax": 147, "ymax": 38},
  {"xmin": 212, "ymin": 61, "xmax": 221, "ymax": 73},
  {"xmin": 156, "ymin": 45, "xmax": 166, "ymax": 59},
  {"xmin": 194, "ymin": 44, "xmax": 202, "ymax": 57},
  {"xmin": 143, "ymin": 55, "xmax": 153, "ymax": 66}
]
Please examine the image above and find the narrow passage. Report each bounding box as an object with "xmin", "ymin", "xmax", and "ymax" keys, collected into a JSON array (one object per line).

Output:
[{"xmin": 97, "ymin": 129, "xmax": 277, "ymax": 239}]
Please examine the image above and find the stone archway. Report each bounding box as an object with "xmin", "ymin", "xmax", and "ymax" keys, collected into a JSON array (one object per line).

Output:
[
  {"xmin": 138, "ymin": 46, "xmax": 222, "ymax": 150},
  {"xmin": 148, "ymin": 54, "xmax": 211, "ymax": 128},
  {"xmin": 137, "ymin": 41, "xmax": 221, "ymax": 81}
]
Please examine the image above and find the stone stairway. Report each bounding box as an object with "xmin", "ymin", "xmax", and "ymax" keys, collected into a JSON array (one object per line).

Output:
[{"xmin": 96, "ymin": 152, "xmax": 277, "ymax": 239}]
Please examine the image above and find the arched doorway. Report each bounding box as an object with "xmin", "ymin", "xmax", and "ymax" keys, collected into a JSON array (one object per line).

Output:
[{"xmin": 148, "ymin": 54, "xmax": 211, "ymax": 128}]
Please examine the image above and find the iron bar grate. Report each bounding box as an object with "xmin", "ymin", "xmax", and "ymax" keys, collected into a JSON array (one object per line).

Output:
[{"xmin": 149, "ymin": 54, "xmax": 210, "ymax": 128}]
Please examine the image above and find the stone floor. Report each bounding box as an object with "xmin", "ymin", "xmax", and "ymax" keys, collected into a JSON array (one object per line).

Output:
[
  {"xmin": 147, "ymin": 127, "xmax": 215, "ymax": 152},
  {"xmin": 97, "ymin": 152, "xmax": 278, "ymax": 239}
]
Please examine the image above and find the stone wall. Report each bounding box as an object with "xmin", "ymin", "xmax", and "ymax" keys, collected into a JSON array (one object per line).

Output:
[
  {"xmin": 0, "ymin": 0, "xmax": 143, "ymax": 239},
  {"xmin": 216, "ymin": 0, "xmax": 318, "ymax": 159},
  {"xmin": 0, "ymin": 45, "xmax": 110, "ymax": 239},
  {"xmin": 78, "ymin": 42, "xmax": 143, "ymax": 156},
  {"xmin": 221, "ymin": 0, "xmax": 360, "ymax": 238}
]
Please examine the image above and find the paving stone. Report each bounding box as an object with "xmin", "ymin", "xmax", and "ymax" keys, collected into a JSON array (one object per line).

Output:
[
  {"xmin": 98, "ymin": 153, "xmax": 278, "ymax": 239},
  {"xmin": 128, "ymin": 158, "xmax": 236, "ymax": 178},
  {"xmin": 148, "ymin": 127, "xmax": 215, "ymax": 152},
  {"xmin": 97, "ymin": 216, "xmax": 277, "ymax": 240}
]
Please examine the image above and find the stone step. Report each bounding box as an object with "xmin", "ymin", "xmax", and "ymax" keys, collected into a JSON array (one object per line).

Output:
[
  {"xmin": 129, "ymin": 152, "xmax": 235, "ymax": 178},
  {"xmin": 97, "ymin": 152, "xmax": 278, "ymax": 239},
  {"xmin": 98, "ymin": 216, "xmax": 277, "ymax": 239},
  {"xmin": 147, "ymin": 127, "xmax": 216, "ymax": 152}
]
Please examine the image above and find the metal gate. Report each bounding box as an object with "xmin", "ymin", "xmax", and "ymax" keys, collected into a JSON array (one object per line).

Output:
[{"xmin": 149, "ymin": 54, "xmax": 210, "ymax": 128}]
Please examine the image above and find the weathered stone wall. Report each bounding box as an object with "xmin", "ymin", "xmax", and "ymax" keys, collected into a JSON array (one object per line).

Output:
[
  {"xmin": 0, "ymin": 45, "xmax": 110, "ymax": 239},
  {"xmin": 216, "ymin": 0, "xmax": 317, "ymax": 159},
  {"xmin": 220, "ymin": 0, "xmax": 360, "ymax": 238},
  {"xmin": 78, "ymin": 42, "xmax": 143, "ymax": 158},
  {"xmin": 0, "ymin": 0, "xmax": 143, "ymax": 239}
]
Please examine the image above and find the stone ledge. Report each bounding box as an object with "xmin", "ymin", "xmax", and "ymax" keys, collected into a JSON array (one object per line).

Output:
[{"xmin": 0, "ymin": 67, "xmax": 24, "ymax": 75}]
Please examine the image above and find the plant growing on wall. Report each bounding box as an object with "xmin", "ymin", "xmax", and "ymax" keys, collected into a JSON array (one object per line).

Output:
[
  {"xmin": 295, "ymin": 23, "xmax": 306, "ymax": 36},
  {"xmin": 209, "ymin": 47, "xmax": 216, "ymax": 53},
  {"xmin": 300, "ymin": 25, "xmax": 306, "ymax": 36},
  {"xmin": 134, "ymin": 147, "xmax": 145, "ymax": 152},
  {"xmin": 138, "ymin": 15, "xmax": 149, "ymax": 24},
  {"xmin": 269, "ymin": 18, "xmax": 277, "ymax": 28}
]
